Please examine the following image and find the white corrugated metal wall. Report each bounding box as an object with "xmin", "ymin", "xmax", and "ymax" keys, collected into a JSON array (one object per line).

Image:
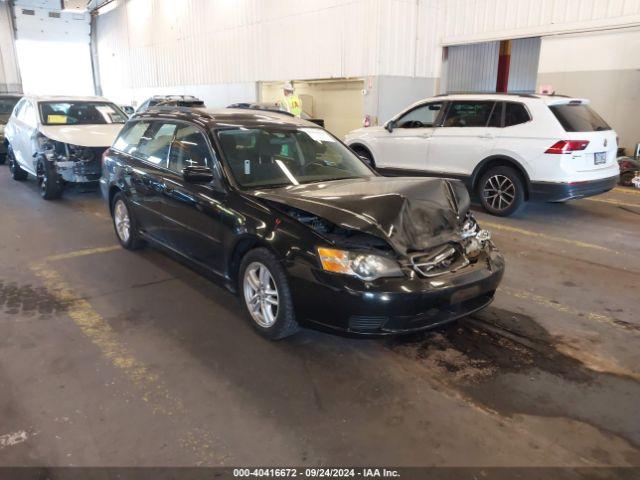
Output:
[
  {"xmin": 92, "ymin": 0, "xmax": 640, "ymax": 124},
  {"xmin": 95, "ymin": 0, "xmax": 383, "ymax": 105},
  {"xmin": 95, "ymin": 0, "xmax": 640, "ymax": 87},
  {"xmin": 439, "ymin": 0, "xmax": 640, "ymax": 45}
]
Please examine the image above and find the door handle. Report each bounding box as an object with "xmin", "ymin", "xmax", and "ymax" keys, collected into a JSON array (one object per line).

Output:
[
  {"xmin": 163, "ymin": 183, "xmax": 174, "ymax": 193},
  {"xmin": 123, "ymin": 165, "xmax": 132, "ymax": 174},
  {"xmin": 478, "ymin": 133, "xmax": 494, "ymax": 139}
]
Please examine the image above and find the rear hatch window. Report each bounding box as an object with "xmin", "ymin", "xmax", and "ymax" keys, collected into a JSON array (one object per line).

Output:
[{"xmin": 549, "ymin": 103, "xmax": 611, "ymax": 132}]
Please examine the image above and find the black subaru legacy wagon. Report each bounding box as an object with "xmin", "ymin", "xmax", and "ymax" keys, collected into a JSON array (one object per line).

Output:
[{"xmin": 100, "ymin": 107, "xmax": 504, "ymax": 339}]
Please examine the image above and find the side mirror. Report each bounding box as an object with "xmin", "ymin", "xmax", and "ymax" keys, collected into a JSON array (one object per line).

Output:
[
  {"xmin": 385, "ymin": 120, "xmax": 396, "ymax": 133},
  {"xmin": 183, "ymin": 165, "xmax": 214, "ymax": 183}
]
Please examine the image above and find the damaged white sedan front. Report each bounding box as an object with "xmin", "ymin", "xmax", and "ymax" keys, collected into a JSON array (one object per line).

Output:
[{"xmin": 3, "ymin": 96, "xmax": 126, "ymax": 199}]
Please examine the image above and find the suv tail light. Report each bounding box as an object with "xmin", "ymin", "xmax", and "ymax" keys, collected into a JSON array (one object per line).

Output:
[{"xmin": 545, "ymin": 140, "xmax": 589, "ymax": 154}]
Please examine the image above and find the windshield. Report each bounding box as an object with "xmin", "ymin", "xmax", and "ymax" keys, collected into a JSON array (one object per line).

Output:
[
  {"xmin": 549, "ymin": 103, "xmax": 611, "ymax": 132},
  {"xmin": 39, "ymin": 101, "xmax": 128, "ymax": 126},
  {"xmin": 0, "ymin": 96, "xmax": 20, "ymax": 122},
  {"xmin": 217, "ymin": 127, "xmax": 373, "ymax": 188}
]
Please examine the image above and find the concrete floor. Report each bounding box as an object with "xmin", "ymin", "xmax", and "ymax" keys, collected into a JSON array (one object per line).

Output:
[{"xmin": 1, "ymin": 165, "xmax": 639, "ymax": 468}]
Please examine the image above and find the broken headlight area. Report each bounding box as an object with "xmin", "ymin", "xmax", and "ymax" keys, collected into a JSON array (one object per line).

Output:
[
  {"xmin": 282, "ymin": 205, "xmax": 403, "ymax": 280},
  {"xmin": 317, "ymin": 247, "xmax": 404, "ymax": 281},
  {"xmin": 406, "ymin": 214, "xmax": 493, "ymax": 278},
  {"xmin": 459, "ymin": 213, "xmax": 492, "ymax": 258},
  {"xmin": 38, "ymin": 136, "xmax": 104, "ymax": 182}
]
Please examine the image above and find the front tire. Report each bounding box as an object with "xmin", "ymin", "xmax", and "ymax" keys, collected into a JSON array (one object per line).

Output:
[
  {"xmin": 239, "ymin": 248, "xmax": 298, "ymax": 340},
  {"xmin": 37, "ymin": 158, "xmax": 63, "ymax": 200},
  {"xmin": 111, "ymin": 192, "xmax": 144, "ymax": 250},
  {"xmin": 478, "ymin": 166, "xmax": 525, "ymax": 216},
  {"xmin": 8, "ymin": 147, "xmax": 27, "ymax": 181}
]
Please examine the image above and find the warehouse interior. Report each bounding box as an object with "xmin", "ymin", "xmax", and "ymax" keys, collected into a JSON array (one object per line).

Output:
[{"xmin": 1, "ymin": 0, "xmax": 640, "ymax": 478}]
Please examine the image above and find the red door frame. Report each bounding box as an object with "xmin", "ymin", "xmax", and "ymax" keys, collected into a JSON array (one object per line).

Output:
[{"xmin": 496, "ymin": 40, "xmax": 511, "ymax": 93}]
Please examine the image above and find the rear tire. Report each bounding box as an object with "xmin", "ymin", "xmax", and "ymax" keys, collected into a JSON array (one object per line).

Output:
[
  {"xmin": 239, "ymin": 248, "xmax": 299, "ymax": 340},
  {"xmin": 8, "ymin": 146, "xmax": 27, "ymax": 181},
  {"xmin": 478, "ymin": 166, "xmax": 526, "ymax": 217},
  {"xmin": 111, "ymin": 192, "xmax": 145, "ymax": 250},
  {"xmin": 37, "ymin": 158, "xmax": 63, "ymax": 200}
]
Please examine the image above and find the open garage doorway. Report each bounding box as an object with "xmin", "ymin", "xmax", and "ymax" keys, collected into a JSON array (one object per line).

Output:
[
  {"xmin": 12, "ymin": 4, "xmax": 94, "ymax": 96},
  {"xmin": 260, "ymin": 78, "xmax": 364, "ymax": 139}
]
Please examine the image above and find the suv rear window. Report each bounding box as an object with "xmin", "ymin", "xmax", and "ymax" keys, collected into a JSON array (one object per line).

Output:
[
  {"xmin": 504, "ymin": 102, "xmax": 530, "ymax": 126},
  {"xmin": 550, "ymin": 103, "xmax": 611, "ymax": 132}
]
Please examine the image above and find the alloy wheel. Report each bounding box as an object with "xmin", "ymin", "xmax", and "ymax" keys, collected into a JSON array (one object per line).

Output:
[
  {"xmin": 243, "ymin": 261, "xmax": 279, "ymax": 328},
  {"xmin": 483, "ymin": 174, "xmax": 516, "ymax": 211},
  {"xmin": 114, "ymin": 199, "xmax": 131, "ymax": 244}
]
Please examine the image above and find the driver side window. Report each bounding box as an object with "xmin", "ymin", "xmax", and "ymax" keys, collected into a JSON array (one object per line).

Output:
[{"xmin": 396, "ymin": 102, "xmax": 443, "ymax": 129}]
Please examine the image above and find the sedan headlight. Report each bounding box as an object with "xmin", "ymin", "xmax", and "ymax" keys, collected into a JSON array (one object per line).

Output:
[{"xmin": 317, "ymin": 247, "xmax": 403, "ymax": 281}]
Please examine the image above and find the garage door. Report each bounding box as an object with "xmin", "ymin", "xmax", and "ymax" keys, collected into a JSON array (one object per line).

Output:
[
  {"xmin": 13, "ymin": 5, "xmax": 94, "ymax": 95},
  {"xmin": 445, "ymin": 38, "xmax": 541, "ymax": 93}
]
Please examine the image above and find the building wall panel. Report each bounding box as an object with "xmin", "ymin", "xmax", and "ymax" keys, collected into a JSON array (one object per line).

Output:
[
  {"xmin": 441, "ymin": 0, "xmax": 640, "ymax": 45},
  {"xmin": 93, "ymin": 0, "xmax": 640, "ymax": 112}
]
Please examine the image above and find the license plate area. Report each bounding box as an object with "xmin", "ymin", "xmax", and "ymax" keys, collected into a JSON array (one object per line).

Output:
[{"xmin": 594, "ymin": 152, "xmax": 606, "ymax": 165}]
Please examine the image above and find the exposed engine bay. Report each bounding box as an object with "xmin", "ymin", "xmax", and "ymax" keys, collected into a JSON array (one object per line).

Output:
[{"xmin": 39, "ymin": 138, "xmax": 104, "ymax": 183}]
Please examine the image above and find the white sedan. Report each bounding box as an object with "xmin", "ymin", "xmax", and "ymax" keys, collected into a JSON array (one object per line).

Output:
[{"xmin": 4, "ymin": 95, "xmax": 127, "ymax": 199}]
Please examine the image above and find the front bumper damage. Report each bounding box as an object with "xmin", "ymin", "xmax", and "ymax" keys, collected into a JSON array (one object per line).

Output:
[
  {"xmin": 45, "ymin": 146, "xmax": 105, "ymax": 183},
  {"xmin": 261, "ymin": 177, "xmax": 505, "ymax": 336},
  {"xmin": 289, "ymin": 233, "xmax": 505, "ymax": 336}
]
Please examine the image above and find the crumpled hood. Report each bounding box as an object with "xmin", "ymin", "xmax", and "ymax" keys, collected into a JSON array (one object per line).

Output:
[
  {"xmin": 39, "ymin": 124, "xmax": 123, "ymax": 147},
  {"xmin": 251, "ymin": 176, "xmax": 471, "ymax": 254}
]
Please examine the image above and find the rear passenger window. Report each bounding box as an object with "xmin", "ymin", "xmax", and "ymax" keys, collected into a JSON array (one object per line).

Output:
[
  {"xmin": 113, "ymin": 121, "xmax": 151, "ymax": 155},
  {"xmin": 443, "ymin": 101, "xmax": 495, "ymax": 127},
  {"xmin": 136, "ymin": 122, "xmax": 176, "ymax": 165},
  {"xmin": 504, "ymin": 102, "xmax": 530, "ymax": 127},
  {"xmin": 168, "ymin": 125, "xmax": 212, "ymax": 173}
]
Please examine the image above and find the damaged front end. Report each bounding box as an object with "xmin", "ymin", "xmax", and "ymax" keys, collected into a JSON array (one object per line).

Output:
[
  {"xmin": 405, "ymin": 213, "xmax": 494, "ymax": 279},
  {"xmin": 265, "ymin": 177, "xmax": 498, "ymax": 282},
  {"xmin": 257, "ymin": 177, "xmax": 504, "ymax": 335},
  {"xmin": 38, "ymin": 135, "xmax": 104, "ymax": 183}
]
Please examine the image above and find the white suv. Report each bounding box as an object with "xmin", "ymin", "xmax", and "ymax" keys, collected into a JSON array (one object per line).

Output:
[{"xmin": 345, "ymin": 94, "xmax": 619, "ymax": 216}]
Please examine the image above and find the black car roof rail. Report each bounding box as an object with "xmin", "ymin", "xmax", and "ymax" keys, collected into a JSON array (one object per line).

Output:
[
  {"xmin": 138, "ymin": 105, "xmax": 214, "ymax": 121},
  {"xmin": 229, "ymin": 104, "xmax": 294, "ymax": 117}
]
